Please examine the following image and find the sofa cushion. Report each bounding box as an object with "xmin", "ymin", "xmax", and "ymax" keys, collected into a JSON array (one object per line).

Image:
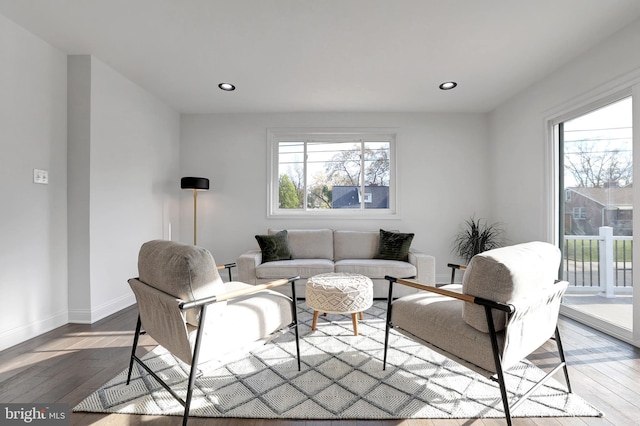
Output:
[
  {"xmin": 335, "ymin": 259, "xmax": 416, "ymax": 279},
  {"xmin": 255, "ymin": 230, "xmax": 293, "ymax": 263},
  {"xmin": 256, "ymin": 258, "xmax": 335, "ymax": 279},
  {"xmin": 462, "ymin": 241, "xmax": 561, "ymax": 333},
  {"xmin": 374, "ymin": 229, "xmax": 414, "ymax": 261},
  {"xmin": 269, "ymin": 228, "xmax": 333, "ymax": 259},
  {"xmin": 333, "ymin": 230, "xmax": 379, "ymax": 261}
]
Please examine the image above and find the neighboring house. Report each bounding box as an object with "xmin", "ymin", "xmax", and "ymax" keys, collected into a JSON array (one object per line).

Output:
[
  {"xmin": 332, "ymin": 185, "xmax": 389, "ymax": 209},
  {"xmin": 565, "ymin": 187, "xmax": 633, "ymax": 235}
]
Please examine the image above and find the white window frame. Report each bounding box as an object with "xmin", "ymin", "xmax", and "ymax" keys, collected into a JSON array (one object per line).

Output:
[
  {"xmin": 267, "ymin": 128, "xmax": 398, "ymax": 218},
  {"xmin": 572, "ymin": 207, "xmax": 587, "ymax": 220}
]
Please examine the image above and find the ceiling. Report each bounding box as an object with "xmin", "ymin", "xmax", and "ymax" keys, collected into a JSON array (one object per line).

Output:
[{"xmin": 2, "ymin": 0, "xmax": 640, "ymax": 114}]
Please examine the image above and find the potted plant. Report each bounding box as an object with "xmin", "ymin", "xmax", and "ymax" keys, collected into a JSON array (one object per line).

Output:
[{"xmin": 453, "ymin": 216, "xmax": 504, "ymax": 263}]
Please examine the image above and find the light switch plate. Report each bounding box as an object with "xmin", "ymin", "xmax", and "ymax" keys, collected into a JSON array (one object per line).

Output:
[{"xmin": 34, "ymin": 169, "xmax": 48, "ymax": 184}]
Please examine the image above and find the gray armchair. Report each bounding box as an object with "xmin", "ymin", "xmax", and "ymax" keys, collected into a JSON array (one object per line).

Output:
[
  {"xmin": 384, "ymin": 241, "xmax": 570, "ymax": 425},
  {"xmin": 126, "ymin": 240, "xmax": 300, "ymax": 425}
]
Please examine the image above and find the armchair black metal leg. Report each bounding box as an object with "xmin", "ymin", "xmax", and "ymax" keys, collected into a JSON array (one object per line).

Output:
[
  {"xmin": 383, "ymin": 279, "xmax": 395, "ymax": 370},
  {"xmin": 182, "ymin": 305, "xmax": 209, "ymax": 426},
  {"xmin": 126, "ymin": 316, "xmax": 142, "ymax": 385},
  {"xmin": 182, "ymin": 364, "xmax": 198, "ymax": 426},
  {"xmin": 290, "ymin": 280, "xmax": 301, "ymax": 371},
  {"xmin": 555, "ymin": 327, "xmax": 572, "ymax": 393},
  {"xmin": 485, "ymin": 306, "xmax": 512, "ymax": 426}
]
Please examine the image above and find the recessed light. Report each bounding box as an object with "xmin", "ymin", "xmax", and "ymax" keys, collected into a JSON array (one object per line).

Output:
[
  {"xmin": 439, "ymin": 81, "xmax": 457, "ymax": 90},
  {"xmin": 218, "ymin": 82, "xmax": 236, "ymax": 91}
]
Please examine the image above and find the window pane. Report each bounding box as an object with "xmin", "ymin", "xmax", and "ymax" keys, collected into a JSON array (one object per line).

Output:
[
  {"xmin": 363, "ymin": 141, "xmax": 390, "ymax": 208},
  {"xmin": 278, "ymin": 142, "xmax": 304, "ymax": 209},
  {"xmin": 310, "ymin": 142, "xmax": 361, "ymax": 209},
  {"xmin": 563, "ymin": 97, "xmax": 633, "ymax": 235}
]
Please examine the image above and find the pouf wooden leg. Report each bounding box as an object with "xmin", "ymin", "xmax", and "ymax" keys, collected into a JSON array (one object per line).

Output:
[
  {"xmin": 351, "ymin": 313, "xmax": 359, "ymax": 336},
  {"xmin": 359, "ymin": 312, "xmax": 363, "ymax": 320}
]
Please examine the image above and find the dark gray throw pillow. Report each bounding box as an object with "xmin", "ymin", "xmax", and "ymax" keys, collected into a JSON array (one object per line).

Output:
[
  {"xmin": 374, "ymin": 229, "xmax": 414, "ymax": 261},
  {"xmin": 255, "ymin": 230, "xmax": 293, "ymax": 263}
]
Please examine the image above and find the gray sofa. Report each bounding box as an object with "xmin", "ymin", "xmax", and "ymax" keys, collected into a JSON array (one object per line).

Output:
[{"xmin": 237, "ymin": 228, "xmax": 435, "ymax": 298}]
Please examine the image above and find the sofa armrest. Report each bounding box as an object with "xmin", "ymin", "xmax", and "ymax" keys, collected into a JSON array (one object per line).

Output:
[
  {"xmin": 408, "ymin": 249, "xmax": 436, "ymax": 285},
  {"xmin": 237, "ymin": 249, "xmax": 262, "ymax": 284}
]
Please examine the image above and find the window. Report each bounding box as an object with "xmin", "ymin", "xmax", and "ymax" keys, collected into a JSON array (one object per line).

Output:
[
  {"xmin": 572, "ymin": 207, "xmax": 587, "ymax": 220},
  {"xmin": 268, "ymin": 129, "xmax": 396, "ymax": 217}
]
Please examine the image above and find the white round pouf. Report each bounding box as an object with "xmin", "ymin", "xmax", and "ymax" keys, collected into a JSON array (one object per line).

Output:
[{"xmin": 306, "ymin": 272, "xmax": 373, "ymax": 336}]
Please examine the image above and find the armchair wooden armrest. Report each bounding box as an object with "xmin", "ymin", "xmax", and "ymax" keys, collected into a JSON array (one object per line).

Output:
[
  {"xmin": 385, "ymin": 275, "xmax": 513, "ymax": 313},
  {"xmin": 447, "ymin": 263, "xmax": 467, "ymax": 270},
  {"xmin": 447, "ymin": 263, "xmax": 467, "ymax": 284},
  {"xmin": 180, "ymin": 276, "xmax": 300, "ymax": 310},
  {"xmin": 217, "ymin": 262, "xmax": 237, "ymax": 281}
]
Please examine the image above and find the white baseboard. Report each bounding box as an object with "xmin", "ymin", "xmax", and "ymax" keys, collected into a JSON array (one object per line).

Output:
[
  {"xmin": 0, "ymin": 310, "xmax": 69, "ymax": 352},
  {"xmin": 1, "ymin": 294, "xmax": 137, "ymax": 352},
  {"xmin": 68, "ymin": 293, "xmax": 136, "ymax": 324},
  {"xmin": 67, "ymin": 308, "xmax": 92, "ymax": 324}
]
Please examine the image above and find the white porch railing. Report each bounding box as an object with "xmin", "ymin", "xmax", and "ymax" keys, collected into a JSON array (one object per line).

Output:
[{"xmin": 563, "ymin": 226, "xmax": 633, "ymax": 298}]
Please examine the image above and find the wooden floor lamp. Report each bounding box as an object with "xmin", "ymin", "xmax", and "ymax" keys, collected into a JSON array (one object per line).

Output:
[{"xmin": 180, "ymin": 177, "xmax": 209, "ymax": 245}]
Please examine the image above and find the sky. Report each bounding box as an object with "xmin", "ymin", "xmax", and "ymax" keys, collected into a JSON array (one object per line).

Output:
[{"xmin": 563, "ymin": 96, "xmax": 633, "ymax": 188}]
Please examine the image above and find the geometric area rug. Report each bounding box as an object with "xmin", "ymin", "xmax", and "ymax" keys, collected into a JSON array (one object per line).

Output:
[{"xmin": 74, "ymin": 302, "xmax": 603, "ymax": 420}]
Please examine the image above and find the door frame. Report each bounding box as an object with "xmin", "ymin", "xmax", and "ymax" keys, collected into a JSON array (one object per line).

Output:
[{"xmin": 544, "ymin": 78, "xmax": 640, "ymax": 347}]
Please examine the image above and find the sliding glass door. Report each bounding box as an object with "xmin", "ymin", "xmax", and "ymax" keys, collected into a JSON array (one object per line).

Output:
[{"xmin": 557, "ymin": 96, "xmax": 635, "ymax": 343}]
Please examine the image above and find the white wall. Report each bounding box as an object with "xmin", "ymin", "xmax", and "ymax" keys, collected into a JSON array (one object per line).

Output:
[
  {"xmin": 180, "ymin": 112, "xmax": 490, "ymax": 280},
  {"xmin": 67, "ymin": 55, "xmax": 91, "ymax": 322},
  {"xmin": 489, "ymin": 19, "xmax": 640, "ymax": 243},
  {"xmin": 0, "ymin": 14, "xmax": 68, "ymax": 350},
  {"xmin": 0, "ymin": 15, "xmax": 181, "ymax": 349},
  {"xmin": 67, "ymin": 55, "xmax": 181, "ymax": 323}
]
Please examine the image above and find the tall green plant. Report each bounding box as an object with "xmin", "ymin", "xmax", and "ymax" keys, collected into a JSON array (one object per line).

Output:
[{"xmin": 453, "ymin": 216, "xmax": 504, "ymax": 263}]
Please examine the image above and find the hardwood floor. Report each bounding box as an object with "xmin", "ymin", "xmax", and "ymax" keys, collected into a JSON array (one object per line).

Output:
[{"xmin": 1, "ymin": 305, "xmax": 639, "ymax": 426}]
